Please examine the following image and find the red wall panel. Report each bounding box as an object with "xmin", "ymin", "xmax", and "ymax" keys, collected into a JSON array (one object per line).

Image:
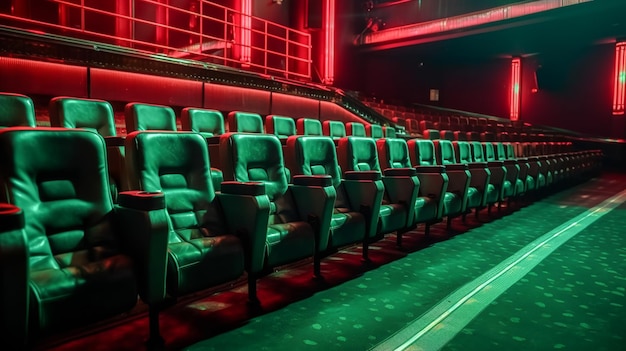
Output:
[
  {"xmin": 270, "ymin": 92, "xmax": 320, "ymax": 119},
  {"xmin": 204, "ymin": 83, "xmax": 271, "ymax": 115},
  {"xmin": 0, "ymin": 57, "xmax": 88, "ymax": 97},
  {"xmin": 90, "ymin": 68, "xmax": 203, "ymax": 107},
  {"xmin": 319, "ymin": 101, "xmax": 366, "ymax": 124}
]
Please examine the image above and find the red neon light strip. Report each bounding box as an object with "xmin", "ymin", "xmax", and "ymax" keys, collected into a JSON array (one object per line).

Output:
[
  {"xmin": 241, "ymin": 0, "xmax": 252, "ymax": 64},
  {"xmin": 323, "ymin": 0, "xmax": 335, "ymax": 84},
  {"xmin": 510, "ymin": 58, "xmax": 521, "ymax": 121},
  {"xmin": 613, "ymin": 42, "xmax": 626, "ymax": 115}
]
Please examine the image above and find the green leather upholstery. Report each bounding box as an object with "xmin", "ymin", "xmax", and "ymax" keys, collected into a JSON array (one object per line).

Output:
[
  {"xmin": 266, "ymin": 115, "xmax": 296, "ymax": 139},
  {"xmin": 219, "ymin": 133, "xmax": 324, "ymax": 277},
  {"xmin": 227, "ymin": 111, "xmax": 264, "ymax": 133},
  {"xmin": 505, "ymin": 142, "xmax": 530, "ymax": 195},
  {"xmin": 0, "ymin": 93, "xmax": 36, "ymax": 128},
  {"xmin": 366, "ymin": 124, "xmax": 384, "ymax": 139},
  {"xmin": 125, "ymin": 131, "xmax": 254, "ymax": 299},
  {"xmin": 448, "ymin": 140, "xmax": 486, "ymax": 210},
  {"xmin": 423, "ymin": 129, "xmax": 440, "ymax": 140},
  {"xmin": 297, "ymin": 118, "xmax": 323, "ymax": 136},
  {"xmin": 484, "ymin": 142, "xmax": 514, "ymax": 200},
  {"xmin": 125, "ymin": 102, "xmax": 177, "ymax": 132},
  {"xmin": 406, "ymin": 139, "xmax": 459, "ymax": 220},
  {"xmin": 285, "ymin": 135, "xmax": 366, "ymax": 258},
  {"xmin": 49, "ymin": 97, "xmax": 127, "ymax": 202},
  {"xmin": 470, "ymin": 141, "xmax": 500, "ymax": 207},
  {"xmin": 0, "ymin": 203, "xmax": 28, "ymax": 349},
  {"xmin": 337, "ymin": 136, "xmax": 410, "ymax": 239},
  {"xmin": 346, "ymin": 122, "xmax": 366, "ymax": 137},
  {"xmin": 383, "ymin": 126, "xmax": 396, "ymax": 138},
  {"xmin": 181, "ymin": 108, "xmax": 225, "ymax": 137},
  {"xmin": 0, "ymin": 127, "xmax": 168, "ymax": 343},
  {"xmin": 377, "ymin": 138, "xmax": 439, "ymax": 242},
  {"xmin": 429, "ymin": 139, "xmax": 471, "ymax": 218},
  {"xmin": 323, "ymin": 120, "xmax": 346, "ymax": 140}
]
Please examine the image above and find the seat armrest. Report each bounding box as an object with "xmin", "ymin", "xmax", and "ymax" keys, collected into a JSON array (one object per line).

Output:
[
  {"xmin": 0, "ymin": 203, "xmax": 28, "ymax": 348},
  {"xmin": 445, "ymin": 164, "xmax": 468, "ymax": 171},
  {"xmin": 487, "ymin": 160, "xmax": 504, "ymax": 167},
  {"xmin": 288, "ymin": 184, "xmax": 336, "ymax": 253},
  {"xmin": 382, "ymin": 171, "xmax": 419, "ymax": 226},
  {"xmin": 221, "ymin": 181, "xmax": 265, "ymax": 196},
  {"xmin": 468, "ymin": 162, "xmax": 488, "ymax": 169},
  {"xmin": 415, "ymin": 165, "xmax": 446, "ymax": 174},
  {"xmin": 344, "ymin": 170, "xmax": 382, "ymax": 181},
  {"xmin": 118, "ymin": 191, "xmax": 165, "ymax": 211},
  {"xmin": 104, "ymin": 136, "xmax": 125, "ymax": 147},
  {"xmin": 205, "ymin": 135, "xmax": 220, "ymax": 145},
  {"xmin": 341, "ymin": 178, "xmax": 384, "ymax": 239},
  {"xmin": 383, "ymin": 168, "xmax": 416, "ymax": 177},
  {"xmin": 217, "ymin": 192, "xmax": 271, "ymax": 274},
  {"xmin": 292, "ymin": 175, "xmax": 332, "ymax": 187},
  {"xmin": 0, "ymin": 203, "xmax": 24, "ymax": 231},
  {"xmin": 115, "ymin": 193, "xmax": 169, "ymax": 305}
]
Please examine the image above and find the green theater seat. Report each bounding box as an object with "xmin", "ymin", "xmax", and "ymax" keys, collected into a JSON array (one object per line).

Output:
[
  {"xmin": 337, "ymin": 136, "xmax": 414, "ymax": 242},
  {"xmin": 181, "ymin": 108, "xmax": 225, "ymax": 137},
  {"xmin": 377, "ymin": 138, "xmax": 440, "ymax": 244},
  {"xmin": 219, "ymin": 133, "xmax": 334, "ymax": 280},
  {"xmin": 0, "ymin": 93, "xmax": 36, "ymax": 128},
  {"xmin": 0, "ymin": 127, "xmax": 169, "ymax": 347},
  {"xmin": 296, "ymin": 118, "xmax": 323, "ymax": 136},
  {"xmin": 49, "ymin": 97, "xmax": 127, "ymax": 202},
  {"xmin": 266, "ymin": 115, "xmax": 297, "ymax": 140},
  {"xmin": 227, "ymin": 111, "xmax": 264, "ymax": 133},
  {"xmin": 125, "ymin": 131, "xmax": 268, "ymax": 302},
  {"xmin": 285, "ymin": 135, "xmax": 368, "ymax": 265}
]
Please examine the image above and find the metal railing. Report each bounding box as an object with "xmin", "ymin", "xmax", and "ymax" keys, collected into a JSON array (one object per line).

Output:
[{"xmin": 0, "ymin": 0, "xmax": 311, "ymax": 80}]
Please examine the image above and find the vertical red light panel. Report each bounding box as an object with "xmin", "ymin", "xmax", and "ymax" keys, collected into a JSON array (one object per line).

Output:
[
  {"xmin": 240, "ymin": 0, "xmax": 252, "ymax": 65},
  {"xmin": 510, "ymin": 58, "xmax": 521, "ymax": 121},
  {"xmin": 613, "ymin": 42, "xmax": 626, "ymax": 115},
  {"xmin": 323, "ymin": 0, "xmax": 335, "ymax": 85}
]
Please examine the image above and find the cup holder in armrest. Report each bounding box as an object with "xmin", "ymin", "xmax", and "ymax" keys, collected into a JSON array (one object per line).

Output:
[{"xmin": 118, "ymin": 191, "xmax": 165, "ymax": 211}]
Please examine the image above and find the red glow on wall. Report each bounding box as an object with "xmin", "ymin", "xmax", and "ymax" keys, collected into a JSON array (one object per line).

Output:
[
  {"xmin": 240, "ymin": 0, "xmax": 252, "ymax": 65},
  {"xmin": 323, "ymin": 0, "xmax": 335, "ymax": 85},
  {"xmin": 613, "ymin": 42, "xmax": 626, "ymax": 115},
  {"xmin": 510, "ymin": 58, "xmax": 521, "ymax": 121}
]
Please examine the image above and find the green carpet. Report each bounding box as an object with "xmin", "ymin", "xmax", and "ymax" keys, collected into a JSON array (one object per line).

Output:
[
  {"xmin": 185, "ymin": 177, "xmax": 623, "ymax": 351},
  {"xmin": 442, "ymin": 202, "xmax": 626, "ymax": 351}
]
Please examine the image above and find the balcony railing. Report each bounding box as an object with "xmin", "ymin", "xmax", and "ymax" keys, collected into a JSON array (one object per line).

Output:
[{"xmin": 0, "ymin": 0, "xmax": 312, "ymax": 80}]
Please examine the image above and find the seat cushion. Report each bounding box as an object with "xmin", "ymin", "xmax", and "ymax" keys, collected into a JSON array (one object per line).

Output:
[
  {"xmin": 443, "ymin": 191, "xmax": 463, "ymax": 216},
  {"xmin": 167, "ymin": 234, "xmax": 244, "ymax": 296},
  {"xmin": 414, "ymin": 197, "xmax": 438, "ymax": 223},
  {"xmin": 329, "ymin": 210, "xmax": 366, "ymax": 248},
  {"xmin": 266, "ymin": 221, "xmax": 316, "ymax": 267},
  {"xmin": 378, "ymin": 203, "xmax": 407, "ymax": 234},
  {"xmin": 466, "ymin": 186, "xmax": 482, "ymax": 209}
]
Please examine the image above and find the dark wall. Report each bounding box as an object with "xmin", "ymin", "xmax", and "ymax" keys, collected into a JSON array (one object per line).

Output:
[{"xmin": 338, "ymin": 42, "xmax": 625, "ymax": 139}]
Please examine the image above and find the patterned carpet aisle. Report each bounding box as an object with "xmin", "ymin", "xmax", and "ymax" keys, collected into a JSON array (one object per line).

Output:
[
  {"xmin": 442, "ymin": 202, "xmax": 626, "ymax": 351},
  {"xmin": 185, "ymin": 176, "xmax": 625, "ymax": 351}
]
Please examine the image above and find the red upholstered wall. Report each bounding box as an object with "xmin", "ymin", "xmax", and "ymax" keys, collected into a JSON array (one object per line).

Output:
[
  {"xmin": 90, "ymin": 69, "xmax": 203, "ymax": 107},
  {"xmin": 0, "ymin": 57, "xmax": 88, "ymax": 98},
  {"xmin": 270, "ymin": 92, "xmax": 320, "ymax": 119},
  {"xmin": 204, "ymin": 83, "xmax": 271, "ymax": 115}
]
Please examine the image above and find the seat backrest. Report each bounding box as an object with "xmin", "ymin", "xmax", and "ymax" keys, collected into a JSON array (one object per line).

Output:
[
  {"xmin": 125, "ymin": 102, "xmax": 177, "ymax": 133},
  {"xmin": 285, "ymin": 135, "xmax": 341, "ymax": 189},
  {"xmin": 180, "ymin": 108, "xmax": 224, "ymax": 137},
  {"xmin": 440, "ymin": 130, "xmax": 455, "ymax": 141},
  {"xmin": 0, "ymin": 93, "xmax": 36, "ymax": 128},
  {"xmin": 423, "ymin": 129, "xmax": 440, "ymax": 140},
  {"xmin": 483, "ymin": 142, "xmax": 497, "ymax": 162},
  {"xmin": 494, "ymin": 142, "xmax": 507, "ymax": 160},
  {"xmin": 0, "ymin": 128, "xmax": 115, "ymax": 270},
  {"xmin": 346, "ymin": 122, "xmax": 366, "ymax": 137},
  {"xmin": 125, "ymin": 131, "xmax": 225, "ymax": 242},
  {"xmin": 466, "ymin": 131, "xmax": 481, "ymax": 141},
  {"xmin": 419, "ymin": 120, "xmax": 434, "ymax": 132},
  {"xmin": 383, "ymin": 126, "xmax": 396, "ymax": 138},
  {"xmin": 471, "ymin": 141, "xmax": 487, "ymax": 162},
  {"xmin": 49, "ymin": 97, "xmax": 116, "ymax": 137},
  {"xmin": 435, "ymin": 139, "xmax": 458, "ymax": 165},
  {"xmin": 337, "ymin": 136, "xmax": 381, "ymax": 172},
  {"xmin": 366, "ymin": 124, "xmax": 384, "ymax": 139},
  {"xmin": 376, "ymin": 138, "xmax": 412, "ymax": 169},
  {"xmin": 505, "ymin": 142, "xmax": 516, "ymax": 160},
  {"xmin": 227, "ymin": 111, "xmax": 264, "ymax": 133},
  {"xmin": 453, "ymin": 141, "xmax": 473, "ymax": 164},
  {"xmin": 219, "ymin": 133, "xmax": 288, "ymax": 201},
  {"xmin": 265, "ymin": 115, "xmax": 296, "ymax": 139},
  {"xmin": 407, "ymin": 139, "xmax": 437, "ymax": 166},
  {"xmin": 296, "ymin": 118, "xmax": 323, "ymax": 136},
  {"xmin": 323, "ymin": 120, "xmax": 346, "ymax": 140}
]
